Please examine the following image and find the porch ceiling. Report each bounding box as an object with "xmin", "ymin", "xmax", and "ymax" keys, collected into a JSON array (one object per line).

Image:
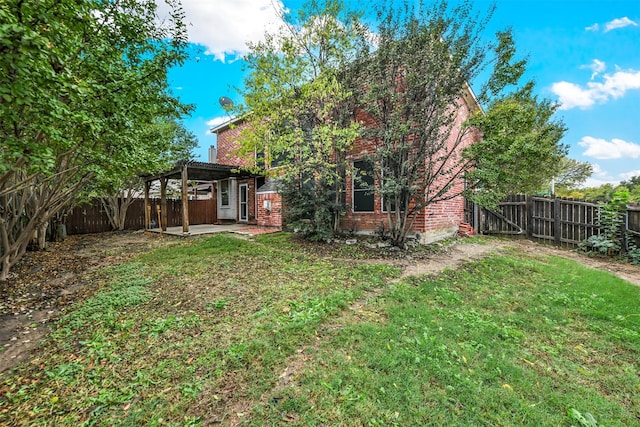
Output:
[{"xmin": 141, "ymin": 161, "xmax": 259, "ymax": 182}]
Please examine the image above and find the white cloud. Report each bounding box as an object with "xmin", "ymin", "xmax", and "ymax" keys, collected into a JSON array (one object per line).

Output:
[
  {"xmin": 205, "ymin": 116, "xmax": 228, "ymax": 134},
  {"xmin": 591, "ymin": 163, "xmax": 606, "ymax": 176},
  {"xmin": 156, "ymin": 0, "xmax": 286, "ymax": 62},
  {"xmin": 585, "ymin": 17, "xmax": 638, "ymax": 33},
  {"xmin": 551, "ymin": 69, "xmax": 640, "ymax": 110},
  {"xmin": 604, "ymin": 17, "xmax": 638, "ymax": 32},
  {"xmin": 579, "ymin": 136, "xmax": 640, "ymax": 160},
  {"xmin": 582, "ymin": 177, "xmax": 619, "ymax": 188},
  {"xmin": 580, "ymin": 59, "xmax": 606, "ymax": 80},
  {"xmin": 619, "ymin": 170, "xmax": 640, "ymax": 181},
  {"xmin": 551, "ymin": 81, "xmax": 598, "ymax": 109}
]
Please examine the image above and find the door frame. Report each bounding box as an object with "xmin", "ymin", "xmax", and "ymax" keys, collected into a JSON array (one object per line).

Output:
[{"xmin": 238, "ymin": 183, "xmax": 248, "ymax": 222}]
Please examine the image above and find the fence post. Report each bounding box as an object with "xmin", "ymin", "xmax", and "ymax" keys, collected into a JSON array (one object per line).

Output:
[
  {"xmin": 553, "ymin": 197, "xmax": 561, "ymax": 246},
  {"xmin": 623, "ymin": 208, "xmax": 629, "ymax": 252},
  {"xmin": 526, "ymin": 196, "xmax": 533, "ymax": 238}
]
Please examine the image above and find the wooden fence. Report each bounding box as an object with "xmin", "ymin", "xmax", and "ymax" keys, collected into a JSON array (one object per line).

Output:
[
  {"xmin": 476, "ymin": 195, "xmax": 640, "ymax": 249},
  {"xmin": 60, "ymin": 198, "xmax": 216, "ymax": 235}
]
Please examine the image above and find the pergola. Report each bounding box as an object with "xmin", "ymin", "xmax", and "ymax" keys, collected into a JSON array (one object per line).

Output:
[{"xmin": 141, "ymin": 161, "xmax": 256, "ymax": 233}]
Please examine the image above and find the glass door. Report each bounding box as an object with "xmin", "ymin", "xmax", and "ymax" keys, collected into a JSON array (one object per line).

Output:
[{"xmin": 239, "ymin": 184, "xmax": 248, "ymax": 222}]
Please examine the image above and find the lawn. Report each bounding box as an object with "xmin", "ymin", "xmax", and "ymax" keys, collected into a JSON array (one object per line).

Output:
[{"xmin": 1, "ymin": 233, "xmax": 639, "ymax": 426}]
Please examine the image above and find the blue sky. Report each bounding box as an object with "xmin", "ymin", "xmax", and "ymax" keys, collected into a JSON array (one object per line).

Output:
[{"xmin": 164, "ymin": 0, "xmax": 640, "ymax": 187}]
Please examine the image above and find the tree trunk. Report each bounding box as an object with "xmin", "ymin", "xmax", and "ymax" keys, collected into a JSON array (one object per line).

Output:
[{"xmin": 36, "ymin": 221, "xmax": 48, "ymax": 250}]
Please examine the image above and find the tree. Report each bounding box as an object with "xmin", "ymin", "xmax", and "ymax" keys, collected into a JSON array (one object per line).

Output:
[
  {"xmin": 351, "ymin": 0, "xmax": 566, "ymax": 246},
  {"xmin": 239, "ymin": 0, "xmax": 361, "ymax": 240},
  {"xmin": 572, "ymin": 179, "xmax": 640, "ymax": 203},
  {"xmin": 552, "ymin": 157, "xmax": 593, "ymax": 194},
  {"xmin": 620, "ymin": 176, "xmax": 640, "ymax": 202},
  {"xmin": 0, "ymin": 0, "xmax": 190, "ymax": 280},
  {"xmin": 464, "ymin": 88, "xmax": 568, "ymax": 207},
  {"xmin": 95, "ymin": 119, "xmax": 197, "ymax": 231}
]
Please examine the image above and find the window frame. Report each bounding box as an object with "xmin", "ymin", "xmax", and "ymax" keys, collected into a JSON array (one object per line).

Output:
[
  {"xmin": 352, "ymin": 159, "xmax": 375, "ymax": 213},
  {"xmin": 220, "ymin": 179, "xmax": 230, "ymax": 207}
]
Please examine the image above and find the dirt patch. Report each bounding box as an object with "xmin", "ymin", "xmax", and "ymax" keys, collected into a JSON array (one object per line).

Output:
[
  {"xmin": 0, "ymin": 231, "xmax": 180, "ymax": 373},
  {"xmin": 396, "ymin": 240, "xmax": 511, "ymax": 279}
]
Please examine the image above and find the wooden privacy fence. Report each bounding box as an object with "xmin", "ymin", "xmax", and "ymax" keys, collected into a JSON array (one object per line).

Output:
[
  {"xmin": 60, "ymin": 198, "xmax": 216, "ymax": 235},
  {"xmin": 475, "ymin": 195, "xmax": 640, "ymax": 249}
]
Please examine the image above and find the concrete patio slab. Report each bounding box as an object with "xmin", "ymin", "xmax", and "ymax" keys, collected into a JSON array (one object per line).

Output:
[{"xmin": 146, "ymin": 224, "xmax": 281, "ymax": 237}]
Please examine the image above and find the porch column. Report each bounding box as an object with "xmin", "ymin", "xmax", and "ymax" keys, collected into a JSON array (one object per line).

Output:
[
  {"xmin": 212, "ymin": 181, "xmax": 218, "ymax": 224},
  {"xmin": 144, "ymin": 180, "xmax": 151, "ymax": 229},
  {"xmin": 160, "ymin": 177, "xmax": 168, "ymax": 231},
  {"xmin": 181, "ymin": 164, "xmax": 190, "ymax": 233}
]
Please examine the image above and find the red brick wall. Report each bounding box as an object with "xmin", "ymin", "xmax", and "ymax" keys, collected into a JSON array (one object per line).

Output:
[
  {"xmin": 256, "ymin": 192, "xmax": 282, "ymax": 228},
  {"xmin": 341, "ymin": 97, "xmax": 480, "ymax": 236},
  {"xmin": 216, "ymin": 95, "xmax": 481, "ymax": 239},
  {"xmin": 215, "ymin": 122, "xmax": 251, "ymax": 167}
]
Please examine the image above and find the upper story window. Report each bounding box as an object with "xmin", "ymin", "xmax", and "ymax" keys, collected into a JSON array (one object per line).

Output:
[
  {"xmin": 220, "ymin": 180, "xmax": 229, "ymax": 206},
  {"xmin": 353, "ymin": 160, "xmax": 374, "ymax": 212}
]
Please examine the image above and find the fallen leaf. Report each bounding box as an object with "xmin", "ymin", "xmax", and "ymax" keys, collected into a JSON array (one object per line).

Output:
[
  {"xmin": 521, "ymin": 358, "xmax": 535, "ymax": 367},
  {"xmin": 574, "ymin": 345, "xmax": 588, "ymax": 355}
]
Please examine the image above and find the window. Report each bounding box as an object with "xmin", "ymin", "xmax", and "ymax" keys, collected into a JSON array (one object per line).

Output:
[
  {"xmin": 353, "ymin": 160, "xmax": 374, "ymax": 212},
  {"xmin": 220, "ymin": 179, "xmax": 229, "ymax": 206}
]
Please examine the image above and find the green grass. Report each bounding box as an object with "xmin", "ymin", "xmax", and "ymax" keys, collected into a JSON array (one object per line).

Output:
[
  {"xmin": 254, "ymin": 253, "xmax": 640, "ymax": 426},
  {"xmin": 1, "ymin": 234, "xmax": 639, "ymax": 426}
]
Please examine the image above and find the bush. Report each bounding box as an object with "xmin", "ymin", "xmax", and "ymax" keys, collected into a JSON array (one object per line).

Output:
[{"xmin": 579, "ymin": 189, "xmax": 628, "ymax": 257}]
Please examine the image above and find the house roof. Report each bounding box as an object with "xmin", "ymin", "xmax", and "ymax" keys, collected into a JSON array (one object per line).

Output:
[
  {"xmin": 141, "ymin": 161, "xmax": 259, "ymax": 182},
  {"xmin": 209, "ymin": 114, "xmax": 250, "ymax": 135},
  {"xmin": 256, "ymin": 178, "xmax": 281, "ymax": 193}
]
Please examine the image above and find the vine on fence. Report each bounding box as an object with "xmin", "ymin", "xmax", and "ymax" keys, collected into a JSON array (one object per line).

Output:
[{"xmin": 579, "ymin": 189, "xmax": 640, "ymax": 264}]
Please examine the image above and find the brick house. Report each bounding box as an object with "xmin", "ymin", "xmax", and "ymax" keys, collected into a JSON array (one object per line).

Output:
[
  {"xmin": 211, "ymin": 118, "xmax": 280, "ymax": 228},
  {"xmin": 210, "ymin": 84, "xmax": 480, "ymax": 243}
]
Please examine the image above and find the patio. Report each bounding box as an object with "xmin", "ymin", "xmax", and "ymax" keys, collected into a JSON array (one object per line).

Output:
[{"xmin": 146, "ymin": 223, "xmax": 281, "ymax": 237}]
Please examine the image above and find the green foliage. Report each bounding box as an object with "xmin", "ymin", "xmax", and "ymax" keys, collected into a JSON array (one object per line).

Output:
[
  {"xmin": 568, "ymin": 408, "xmax": 599, "ymax": 427},
  {"xmin": 465, "ymin": 88, "xmax": 568, "ymax": 208},
  {"xmin": 580, "ymin": 189, "xmax": 629, "ymax": 256},
  {"xmin": 0, "ymin": 0, "xmax": 192, "ymax": 279},
  {"xmin": 627, "ymin": 240, "xmax": 640, "ymax": 266},
  {"xmin": 563, "ymin": 178, "xmax": 640, "ymax": 202},
  {"xmin": 553, "ymin": 157, "xmax": 593, "ymax": 193},
  {"xmin": 354, "ymin": 1, "xmax": 565, "ymax": 245},
  {"xmin": 354, "ymin": 0, "xmax": 498, "ymax": 246},
  {"xmin": 239, "ymin": 0, "xmax": 361, "ymax": 240}
]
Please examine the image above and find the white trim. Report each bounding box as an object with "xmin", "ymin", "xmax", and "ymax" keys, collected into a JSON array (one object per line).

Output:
[
  {"xmin": 254, "ymin": 178, "xmax": 258, "ymax": 221},
  {"xmin": 239, "ymin": 183, "xmax": 249, "ymax": 222},
  {"xmin": 220, "ymin": 179, "xmax": 230, "ymax": 207}
]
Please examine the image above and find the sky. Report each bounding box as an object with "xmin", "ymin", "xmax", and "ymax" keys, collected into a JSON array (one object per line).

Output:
[{"xmin": 164, "ymin": 0, "xmax": 640, "ymax": 188}]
